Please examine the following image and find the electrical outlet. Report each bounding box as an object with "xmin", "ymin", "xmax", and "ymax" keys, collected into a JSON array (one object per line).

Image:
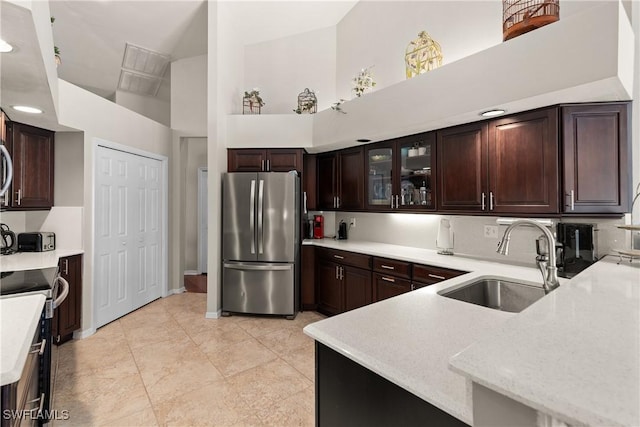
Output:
[
  {"xmin": 350, "ymin": 217, "xmax": 356, "ymax": 228},
  {"xmin": 484, "ymin": 225, "xmax": 498, "ymax": 239}
]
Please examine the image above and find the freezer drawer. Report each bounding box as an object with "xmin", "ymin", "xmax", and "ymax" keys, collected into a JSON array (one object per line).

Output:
[{"xmin": 222, "ymin": 262, "xmax": 296, "ymax": 316}]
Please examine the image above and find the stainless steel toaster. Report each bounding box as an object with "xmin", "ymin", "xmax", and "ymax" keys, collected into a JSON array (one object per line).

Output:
[{"xmin": 17, "ymin": 232, "xmax": 56, "ymax": 252}]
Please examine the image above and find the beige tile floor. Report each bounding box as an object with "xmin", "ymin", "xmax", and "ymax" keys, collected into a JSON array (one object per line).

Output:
[{"xmin": 53, "ymin": 293, "xmax": 325, "ymax": 426}]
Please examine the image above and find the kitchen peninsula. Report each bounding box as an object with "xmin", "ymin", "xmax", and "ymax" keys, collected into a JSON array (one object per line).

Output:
[{"xmin": 303, "ymin": 240, "xmax": 639, "ymax": 426}]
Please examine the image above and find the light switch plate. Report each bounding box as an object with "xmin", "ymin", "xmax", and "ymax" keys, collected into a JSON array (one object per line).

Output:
[{"xmin": 484, "ymin": 225, "xmax": 498, "ymax": 239}]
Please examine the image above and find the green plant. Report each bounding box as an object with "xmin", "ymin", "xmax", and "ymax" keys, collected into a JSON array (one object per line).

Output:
[{"xmin": 51, "ymin": 16, "xmax": 61, "ymax": 59}]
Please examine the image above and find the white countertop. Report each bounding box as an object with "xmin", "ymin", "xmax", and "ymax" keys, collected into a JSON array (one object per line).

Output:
[
  {"xmin": 303, "ymin": 239, "xmax": 638, "ymax": 426},
  {"xmin": 0, "ymin": 249, "xmax": 84, "ymax": 272},
  {"xmin": 0, "ymin": 294, "xmax": 46, "ymax": 385},
  {"xmin": 449, "ymin": 257, "xmax": 640, "ymax": 427},
  {"xmin": 303, "ymin": 239, "xmax": 555, "ymax": 425}
]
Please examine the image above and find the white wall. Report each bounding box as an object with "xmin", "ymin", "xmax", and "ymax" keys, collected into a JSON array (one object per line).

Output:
[
  {"xmin": 171, "ymin": 54, "xmax": 208, "ymax": 135},
  {"xmin": 184, "ymin": 137, "xmax": 207, "ymax": 271},
  {"xmin": 336, "ymin": 1, "xmax": 502, "ymax": 100},
  {"xmin": 334, "ymin": 1, "xmax": 611, "ymax": 102},
  {"xmin": 115, "ymin": 90, "xmax": 170, "ymax": 127},
  {"xmin": 631, "ymin": 0, "xmax": 640, "ymax": 249},
  {"xmin": 57, "ymin": 79, "xmax": 173, "ymax": 335},
  {"xmin": 244, "ymin": 26, "xmax": 337, "ymax": 113},
  {"xmin": 334, "ymin": 212, "xmax": 628, "ymax": 267},
  {"xmin": 54, "ymin": 131, "xmax": 84, "ymax": 206}
]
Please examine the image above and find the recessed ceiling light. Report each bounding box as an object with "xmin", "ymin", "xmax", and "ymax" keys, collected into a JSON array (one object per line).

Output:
[
  {"xmin": 357, "ymin": 138, "xmax": 372, "ymax": 143},
  {"xmin": 0, "ymin": 39, "xmax": 13, "ymax": 53},
  {"xmin": 12, "ymin": 105, "xmax": 43, "ymax": 114},
  {"xmin": 480, "ymin": 109, "xmax": 506, "ymax": 117}
]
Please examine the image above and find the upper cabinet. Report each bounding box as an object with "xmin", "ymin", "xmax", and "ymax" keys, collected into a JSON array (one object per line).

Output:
[
  {"xmin": 2, "ymin": 121, "xmax": 54, "ymax": 210},
  {"xmin": 227, "ymin": 148, "xmax": 303, "ymax": 173},
  {"xmin": 438, "ymin": 108, "xmax": 559, "ymax": 214},
  {"xmin": 488, "ymin": 108, "xmax": 559, "ymax": 214},
  {"xmin": 437, "ymin": 122, "xmax": 488, "ymax": 212},
  {"xmin": 366, "ymin": 133, "xmax": 435, "ymax": 211},
  {"xmin": 561, "ymin": 103, "xmax": 630, "ymax": 214},
  {"xmin": 317, "ymin": 148, "xmax": 364, "ymax": 211}
]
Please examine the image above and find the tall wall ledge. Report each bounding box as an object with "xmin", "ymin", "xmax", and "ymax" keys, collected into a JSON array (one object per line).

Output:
[{"xmin": 309, "ymin": 0, "xmax": 634, "ymax": 152}]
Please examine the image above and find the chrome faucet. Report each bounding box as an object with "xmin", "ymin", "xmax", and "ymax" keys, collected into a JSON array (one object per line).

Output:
[{"xmin": 496, "ymin": 220, "xmax": 560, "ymax": 294}]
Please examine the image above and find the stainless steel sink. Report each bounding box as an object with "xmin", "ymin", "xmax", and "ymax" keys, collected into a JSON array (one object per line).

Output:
[{"xmin": 439, "ymin": 279, "xmax": 545, "ymax": 313}]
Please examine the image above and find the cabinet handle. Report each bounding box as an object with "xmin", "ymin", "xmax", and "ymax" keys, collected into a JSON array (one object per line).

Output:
[
  {"xmin": 336, "ymin": 196, "xmax": 340, "ymax": 208},
  {"xmin": 339, "ymin": 266, "xmax": 344, "ymax": 280},
  {"xmin": 333, "ymin": 196, "xmax": 336, "ymax": 209},
  {"xmin": 333, "ymin": 255, "xmax": 344, "ymax": 259},
  {"xmin": 64, "ymin": 259, "xmax": 69, "ymax": 275},
  {"xmin": 303, "ymin": 192, "xmax": 307, "ymax": 214},
  {"xmin": 395, "ymin": 195, "xmax": 399, "ymax": 209},
  {"xmin": 30, "ymin": 339, "xmax": 46, "ymax": 355},
  {"xmin": 481, "ymin": 192, "xmax": 486, "ymax": 210},
  {"xmin": 381, "ymin": 276, "xmax": 395, "ymax": 283},
  {"xmin": 335, "ymin": 265, "xmax": 339, "ymax": 280},
  {"xmin": 428, "ymin": 273, "xmax": 446, "ymax": 280},
  {"xmin": 489, "ymin": 191, "xmax": 494, "ymax": 211},
  {"xmin": 567, "ymin": 190, "xmax": 575, "ymax": 211},
  {"xmin": 16, "ymin": 188, "xmax": 21, "ymax": 205},
  {"xmin": 390, "ymin": 194, "xmax": 394, "ymax": 209},
  {"xmin": 261, "ymin": 160, "xmax": 265, "ymax": 171},
  {"xmin": 266, "ymin": 159, "xmax": 270, "ymax": 171},
  {"xmin": 381, "ymin": 265, "xmax": 395, "ymax": 270},
  {"xmin": 411, "ymin": 284, "xmax": 415, "ymax": 291}
]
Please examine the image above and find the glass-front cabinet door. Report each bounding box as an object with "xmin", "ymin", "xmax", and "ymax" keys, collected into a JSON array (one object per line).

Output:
[
  {"xmin": 397, "ymin": 132, "xmax": 435, "ymax": 210},
  {"xmin": 366, "ymin": 143, "xmax": 394, "ymax": 210}
]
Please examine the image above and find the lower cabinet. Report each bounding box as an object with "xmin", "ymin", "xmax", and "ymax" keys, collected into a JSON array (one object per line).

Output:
[
  {"xmin": 314, "ymin": 247, "xmax": 469, "ymax": 315},
  {"xmin": 373, "ymin": 273, "xmax": 412, "ymax": 301},
  {"xmin": 343, "ymin": 266, "xmax": 373, "ymax": 312},
  {"xmin": 316, "ymin": 248, "xmax": 373, "ymax": 316},
  {"xmin": 317, "ymin": 258, "xmax": 344, "ymax": 316},
  {"xmin": 53, "ymin": 255, "xmax": 82, "ymax": 345}
]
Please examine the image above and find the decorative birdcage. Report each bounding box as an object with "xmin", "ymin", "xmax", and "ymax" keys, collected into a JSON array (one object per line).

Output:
[
  {"xmin": 294, "ymin": 88, "xmax": 317, "ymax": 114},
  {"xmin": 502, "ymin": 0, "xmax": 559, "ymax": 41},
  {"xmin": 243, "ymin": 89, "xmax": 264, "ymax": 114},
  {"xmin": 405, "ymin": 31, "xmax": 443, "ymax": 79}
]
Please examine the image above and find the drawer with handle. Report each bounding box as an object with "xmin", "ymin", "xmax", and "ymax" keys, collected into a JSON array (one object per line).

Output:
[
  {"xmin": 374, "ymin": 273, "xmax": 412, "ymax": 301},
  {"xmin": 316, "ymin": 248, "xmax": 371, "ymax": 270},
  {"xmin": 373, "ymin": 257, "xmax": 411, "ymax": 279},
  {"xmin": 413, "ymin": 264, "xmax": 467, "ymax": 285}
]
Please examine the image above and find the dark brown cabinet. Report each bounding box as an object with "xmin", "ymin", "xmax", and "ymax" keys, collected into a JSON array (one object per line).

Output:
[
  {"xmin": 437, "ymin": 122, "xmax": 488, "ymax": 212},
  {"xmin": 561, "ymin": 103, "xmax": 630, "ymax": 214},
  {"xmin": 438, "ymin": 108, "xmax": 558, "ymax": 214},
  {"xmin": 373, "ymin": 273, "xmax": 412, "ymax": 301},
  {"xmin": 488, "ymin": 108, "xmax": 559, "ymax": 214},
  {"xmin": 301, "ymin": 245, "xmax": 316, "ymax": 310},
  {"xmin": 316, "ymin": 248, "xmax": 372, "ymax": 315},
  {"xmin": 303, "ymin": 153, "xmax": 317, "ymax": 211},
  {"xmin": 3, "ymin": 122, "xmax": 54, "ymax": 209},
  {"xmin": 412, "ymin": 264, "xmax": 466, "ymax": 287},
  {"xmin": 366, "ymin": 133, "xmax": 436, "ymax": 211},
  {"xmin": 317, "ymin": 148, "xmax": 365, "ymax": 210},
  {"xmin": 227, "ymin": 148, "xmax": 303, "ymax": 173},
  {"xmin": 53, "ymin": 254, "xmax": 82, "ymax": 345}
]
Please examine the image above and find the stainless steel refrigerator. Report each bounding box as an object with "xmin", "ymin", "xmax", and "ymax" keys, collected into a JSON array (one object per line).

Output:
[{"xmin": 222, "ymin": 171, "xmax": 300, "ymax": 319}]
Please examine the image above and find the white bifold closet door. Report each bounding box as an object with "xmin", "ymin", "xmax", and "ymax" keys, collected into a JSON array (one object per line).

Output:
[{"xmin": 95, "ymin": 146, "xmax": 163, "ymax": 328}]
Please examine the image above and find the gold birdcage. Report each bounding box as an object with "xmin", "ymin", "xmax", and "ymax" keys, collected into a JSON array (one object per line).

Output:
[
  {"xmin": 405, "ymin": 31, "xmax": 443, "ymax": 79},
  {"xmin": 295, "ymin": 88, "xmax": 317, "ymax": 114},
  {"xmin": 502, "ymin": 0, "xmax": 559, "ymax": 41}
]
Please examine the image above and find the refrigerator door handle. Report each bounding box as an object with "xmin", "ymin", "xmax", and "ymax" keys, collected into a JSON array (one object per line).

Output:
[
  {"xmin": 223, "ymin": 262, "xmax": 293, "ymax": 271},
  {"xmin": 249, "ymin": 179, "xmax": 256, "ymax": 254},
  {"xmin": 257, "ymin": 179, "xmax": 265, "ymax": 254}
]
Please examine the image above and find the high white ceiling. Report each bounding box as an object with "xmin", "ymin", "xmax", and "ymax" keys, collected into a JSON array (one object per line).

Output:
[{"xmin": 49, "ymin": 0, "xmax": 358, "ymax": 102}]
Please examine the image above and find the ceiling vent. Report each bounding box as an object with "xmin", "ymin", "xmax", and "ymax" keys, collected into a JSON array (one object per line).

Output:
[{"xmin": 117, "ymin": 43, "xmax": 170, "ymax": 97}]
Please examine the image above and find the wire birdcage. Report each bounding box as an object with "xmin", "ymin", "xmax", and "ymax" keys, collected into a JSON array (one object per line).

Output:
[
  {"xmin": 295, "ymin": 88, "xmax": 317, "ymax": 114},
  {"xmin": 243, "ymin": 90, "xmax": 263, "ymax": 114},
  {"xmin": 405, "ymin": 31, "xmax": 443, "ymax": 79},
  {"xmin": 503, "ymin": 0, "xmax": 559, "ymax": 41}
]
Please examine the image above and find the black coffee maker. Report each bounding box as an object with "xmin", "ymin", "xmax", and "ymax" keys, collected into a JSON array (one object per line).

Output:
[
  {"xmin": 337, "ymin": 220, "xmax": 348, "ymax": 240},
  {"xmin": 556, "ymin": 223, "xmax": 597, "ymax": 278}
]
